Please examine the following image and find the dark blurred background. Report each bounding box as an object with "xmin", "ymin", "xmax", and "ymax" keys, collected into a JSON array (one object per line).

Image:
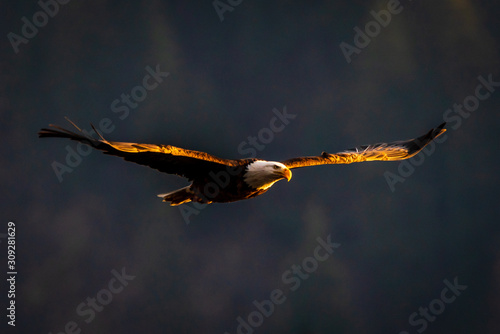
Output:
[{"xmin": 2, "ymin": 1, "xmax": 500, "ymax": 333}]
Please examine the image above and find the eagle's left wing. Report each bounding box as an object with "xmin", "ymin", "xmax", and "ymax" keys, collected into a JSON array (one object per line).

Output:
[
  {"xmin": 38, "ymin": 118, "xmax": 244, "ymax": 180},
  {"xmin": 281, "ymin": 123, "xmax": 446, "ymax": 169}
]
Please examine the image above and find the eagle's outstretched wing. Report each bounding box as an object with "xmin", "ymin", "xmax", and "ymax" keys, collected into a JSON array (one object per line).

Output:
[
  {"xmin": 281, "ymin": 123, "xmax": 446, "ymax": 169},
  {"xmin": 38, "ymin": 119, "xmax": 244, "ymax": 180}
]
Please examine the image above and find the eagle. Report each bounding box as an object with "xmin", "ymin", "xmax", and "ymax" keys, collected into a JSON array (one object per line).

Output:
[{"xmin": 38, "ymin": 120, "xmax": 446, "ymax": 206}]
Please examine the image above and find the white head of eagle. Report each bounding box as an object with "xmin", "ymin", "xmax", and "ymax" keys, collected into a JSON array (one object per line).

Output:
[{"xmin": 244, "ymin": 161, "xmax": 292, "ymax": 190}]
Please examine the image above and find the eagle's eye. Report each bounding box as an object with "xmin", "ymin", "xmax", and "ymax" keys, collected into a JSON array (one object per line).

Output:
[{"xmin": 273, "ymin": 165, "xmax": 280, "ymax": 169}]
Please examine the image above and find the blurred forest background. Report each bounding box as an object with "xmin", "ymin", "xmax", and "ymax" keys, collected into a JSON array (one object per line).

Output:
[{"xmin": 2, "ymin": 1, "xmax": 500, "ymax": 333}]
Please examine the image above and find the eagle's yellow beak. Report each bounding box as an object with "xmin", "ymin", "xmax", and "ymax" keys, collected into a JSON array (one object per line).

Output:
[{"xmin": 283, "ymin": 168, "xmax": 292, "ymax": 182}]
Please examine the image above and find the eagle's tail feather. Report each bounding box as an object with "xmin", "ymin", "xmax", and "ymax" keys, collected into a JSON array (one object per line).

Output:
[{"xmin": 157, "ymin": 186, "xmax": 194, "ymax": 206}]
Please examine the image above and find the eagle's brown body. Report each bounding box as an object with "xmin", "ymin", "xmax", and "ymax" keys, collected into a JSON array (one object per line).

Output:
[{"xmin": 159, "ymin": 161, "xmax": 271, "ymax": 205}]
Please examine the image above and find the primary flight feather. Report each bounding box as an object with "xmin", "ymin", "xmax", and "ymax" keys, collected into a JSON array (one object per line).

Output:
[{"xmin": 38, "ymin": 120, "xmax": 446, "ymax": 205}]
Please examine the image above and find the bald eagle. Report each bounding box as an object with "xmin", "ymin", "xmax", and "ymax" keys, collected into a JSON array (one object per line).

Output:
[{"xmin": 38, "ymin": 120, "xmax": 446, "ymax": 205}]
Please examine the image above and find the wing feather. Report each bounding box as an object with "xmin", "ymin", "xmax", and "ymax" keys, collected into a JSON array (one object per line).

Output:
[
  {"xmin": 38, "ymin": 119, "xmax": 243, "ymax": 180},
  {"xmin": 281, "ymin": 123, "xmax": 446, "ymax": 169}
]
